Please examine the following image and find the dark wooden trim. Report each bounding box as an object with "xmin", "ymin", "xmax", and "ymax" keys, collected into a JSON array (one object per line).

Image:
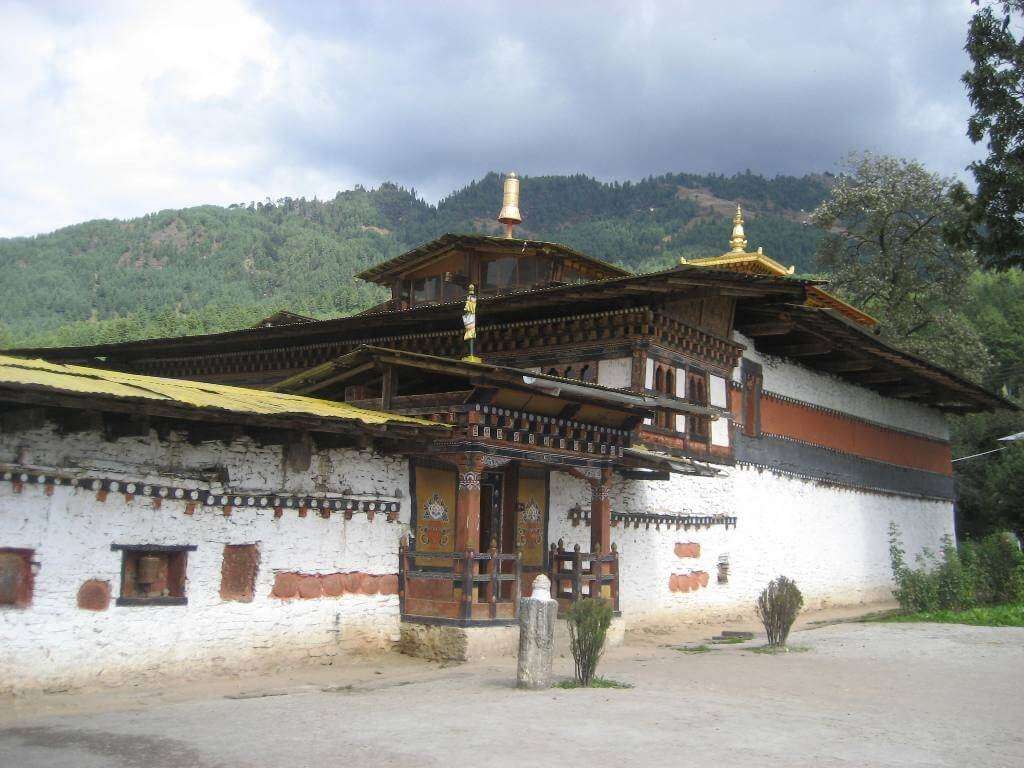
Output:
[
  {"xmin": 110, "ymin": 543, "xmax": 198, "ymax": 552},
  {"xmin": 115, "ymin": 596, "xmax": 188, "ymax": 607}
]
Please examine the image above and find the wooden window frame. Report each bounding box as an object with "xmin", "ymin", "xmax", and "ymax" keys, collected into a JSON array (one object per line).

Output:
[
  {"xmin": 112, "ymin": 543, "xmax": 196, "ymax": 607},
  {"xmin": 687, "ymin": 368, "xmax": 710, "ymax": 441},
  {"xmin": 741, "ymin": 360, "xmax": 764, "ymax": 438}
]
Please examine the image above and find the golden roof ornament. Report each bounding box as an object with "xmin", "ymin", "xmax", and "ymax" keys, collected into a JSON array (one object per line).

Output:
[
  {"xmin": 498, "ymin": 172, "xmax": 522, "ymax": 238},
  {"xmin": 729, "ymin": 205, "xmax": 747, "ymax": 253}
]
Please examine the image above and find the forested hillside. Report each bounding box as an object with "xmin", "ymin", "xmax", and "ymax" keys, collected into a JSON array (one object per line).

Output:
[{"xmin": 0, "ymin": 171, "xmax": 830, "ymax": 348}]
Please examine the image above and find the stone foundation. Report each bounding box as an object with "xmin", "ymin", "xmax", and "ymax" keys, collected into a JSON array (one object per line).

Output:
[{"xmin": 398, "ymin": 617, "xmax": 626, "ymax": 662}]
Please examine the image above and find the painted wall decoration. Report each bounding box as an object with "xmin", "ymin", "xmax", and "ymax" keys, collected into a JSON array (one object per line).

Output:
[
  {"xmin": 516, "ymin": 471, "xmax": 547, "ymax": 567},
  {"xmin": 413, "ymin": 465, "xmax": 456, "ymax": 566}
]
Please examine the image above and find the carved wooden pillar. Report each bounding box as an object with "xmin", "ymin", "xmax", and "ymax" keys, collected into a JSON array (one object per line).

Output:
[
  {"xmin": 454, "ymin": 453, "xmax": 485, "ymax": 553},
  {"xmin": 590, "ymin": 465, "xmax": 613, "ymax": 554}
]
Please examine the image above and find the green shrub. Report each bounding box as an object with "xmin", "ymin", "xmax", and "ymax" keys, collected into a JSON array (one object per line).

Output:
[
  {"xmin": 974, "ymin": 533, "xmax": 1024, "ymax": 604},
  {"xmin": 755, "ymin": 576, "xmax": 804, "ymax": 647},
  {"xmin": 888, "ymin": 524, "xmax": 1024, "ymax": 613},
  {"xmin": 936, "ymin": 536, "xmax": 976, "ymax": 611},
  {"xmin": 565, "ymin": 598, "xmax": 613, "ymax": 686}
]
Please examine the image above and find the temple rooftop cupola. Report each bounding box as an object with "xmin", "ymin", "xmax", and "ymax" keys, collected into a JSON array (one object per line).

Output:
[
  {"xmin": 682, "ymin": 205, "xmax": 795, "ymax": 275},
  {"xmin": 355, "ymin": 171, "xmax": 630, "ymax": 308},
  {"xmin": 680, "ymin": 204, "xmax": 879, "ymax": 329}
]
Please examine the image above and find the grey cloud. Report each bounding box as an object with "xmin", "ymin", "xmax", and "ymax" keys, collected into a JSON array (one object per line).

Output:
[
  {"xmin": 0, "ymin": 0, "xmax": 984, "ymax": 236},
  {"xmin": 252, "ymin": 0, "xmax": 982, "ymax": 200}
]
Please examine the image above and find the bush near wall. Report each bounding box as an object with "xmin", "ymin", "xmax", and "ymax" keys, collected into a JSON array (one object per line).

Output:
[{"xmin": 888, "ymin": 522, "xmax": 1024, "ymax": 613}]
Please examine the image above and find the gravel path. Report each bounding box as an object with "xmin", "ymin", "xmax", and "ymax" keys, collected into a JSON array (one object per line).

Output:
[{"xmin": 1, "ymin": 621, "xmax": 1022, "ymax": 768}]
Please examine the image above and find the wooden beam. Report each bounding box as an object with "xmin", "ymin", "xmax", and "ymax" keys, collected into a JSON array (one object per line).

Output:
[
  {"xmin": 54, "ymin": 409, "xmax": 104, "ymax": 435},
  {"xmin": 102, "ymin": 413, "xmax": 150, "ymax": 441},
  {"xmin": 889, "ymin": 386, "xmax": 935, "ymax": 399},
  {"xmin": 0, "ymin": 406, "xmax": 46, "ymax": 434},
  {"xmin": 380, "ymin": 365, "xmax": 396, "ymax": 411},
  {"xmin": 766, "ymin": 342, "xmax": 833, "ymax": 357},
  {"xmin": 818, "ymin": 359, "xmax": 875, "ymax": 373},
  {"xmin": 742, "ymin": 321, "xmax": 795, "ymax": 337},
  {"xmin": 296, "ymin": 361, "xmax": 378, "ymax": 394},
  {"xmin": 468, "ymin": 386, "xmax": 500, "ymax": 404},
  {"xmin": 558, "ymin": 402, "xmax": 583, "ymax": 419},
  {"xmin": 618, "ymin": 469, "xmax": 670, "ymax": 481},
  {"xmin": 851, "ymin": 371, "xmax": 905, "ymax": 384}
]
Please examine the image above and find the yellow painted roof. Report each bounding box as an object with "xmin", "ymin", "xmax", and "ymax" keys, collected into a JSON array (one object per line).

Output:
[
  {"xmin": 0, "ymin": 355, "xmax": 442, "ymax": 430},
  {"xmin": 683, "ymin": 251, "xmax": 796, "ymax": 276}
]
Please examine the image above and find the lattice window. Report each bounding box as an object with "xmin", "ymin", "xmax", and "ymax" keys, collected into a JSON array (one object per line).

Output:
[{"xmin": 687, "ymin": 369, "xmax": 710, "ymax": 440}]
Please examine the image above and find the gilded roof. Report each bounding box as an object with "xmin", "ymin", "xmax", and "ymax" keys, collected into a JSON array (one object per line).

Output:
[
  {"xmin": 683, "ymin": 251, "xmax": 878, "ymax": 328},
  {"xmin": 0, "ymin": 355, "xmax": 442, "ymax": 430}
]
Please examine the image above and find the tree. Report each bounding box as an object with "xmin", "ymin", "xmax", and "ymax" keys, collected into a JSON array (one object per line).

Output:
[
  {"xmin": 952, "ymin": 410, "xmax": 1024, "ymax": 540},
  {"xmin": 811, "ymin": 153, "xmax": 989, "ymax": 378},
  {"xmin": 955, "ymin": 1, "xmax": 1024, "ymax": 268}
]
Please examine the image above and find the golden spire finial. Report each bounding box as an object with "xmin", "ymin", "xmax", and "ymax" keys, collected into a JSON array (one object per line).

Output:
[
  {"xmin": 729, "ymin": 205, "xmax": 747, "ymax": 253},
  {"xmin": 497, "ymin": 172, "xmax": 522, "ymax": 238}
]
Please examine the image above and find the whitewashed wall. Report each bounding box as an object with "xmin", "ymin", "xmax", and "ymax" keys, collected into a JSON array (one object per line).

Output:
[
  {"xmin": 735, "ymin": 331, "xmax": 950, "ymax": 440},
  {"xmin": 548, "ymin": 466, "xmax": 954, "ymax": 625},
  {"xmin": 0, "ymin": 425, "xmax": 408, "ymax": 692}
]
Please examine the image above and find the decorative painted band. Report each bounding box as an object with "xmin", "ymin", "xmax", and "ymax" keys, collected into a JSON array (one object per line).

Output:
[
  {"xmin": 732, "ymin": 433, "xmax": 955, "ymax": 501},
  {"xmin": 139, "ymin": 307, "xmax": 650, "ymax": 374},
  {"xmin": 760, "ymin": 389, "xmax": 949, "ymax": 444},
  {"xmin": 757, "ymin": 392, "xmax": 952, "ymax": 475},
  {"xmin": 566, "ymin": 505, "xmax": 738, "ymax": 530},
  {"xmin": 477, "ymin": 404, "xmax": 629, "ymax": 436},
  {"xmin": 0, "ymin": 466, "xmax": 401, "ymax": 518}
]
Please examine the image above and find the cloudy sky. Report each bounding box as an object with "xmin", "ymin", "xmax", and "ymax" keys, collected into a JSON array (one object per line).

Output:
[{"xmin": 0, "ymin": 0, "xmax": 983, "ymax": 238}]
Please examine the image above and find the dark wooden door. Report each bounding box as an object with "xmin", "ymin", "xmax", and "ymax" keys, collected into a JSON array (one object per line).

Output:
[{"xmin": 479, "ymin": 471, "xmax": 504, "ymax": 552}]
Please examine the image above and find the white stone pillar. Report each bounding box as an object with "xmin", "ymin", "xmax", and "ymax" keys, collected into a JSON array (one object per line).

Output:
[{"xmin": 517, "ymin": 574, "xmax": 557, "ymax": 689}]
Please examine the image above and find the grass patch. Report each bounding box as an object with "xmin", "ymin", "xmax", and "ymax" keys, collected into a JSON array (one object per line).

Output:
[
  {"xmin": 554, "ymin": 676, "xmax": 633, "ymax": 689},
  {"xmin": 750, "ymin": 644, "xmax": 810, "ymax": 655},
  {"xmin": 674, "ymin": 644, "xmax": 717, "ymax": 654},
  {"xmin": 866, "ymin": 603, "xmax": 1024, "ymax": 627},
  {"xmin": 710, "ymin": 636, "xmax": 747, "ymax": 645}
]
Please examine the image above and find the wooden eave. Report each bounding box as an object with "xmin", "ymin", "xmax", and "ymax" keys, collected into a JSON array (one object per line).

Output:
[
  {"xmin": 735, "ymin": 304, "xmax": 1014, "ymax": 413},
  {"xmin": 253, "ymin": 310, "xmax": 316, "ymax": 328},
  {"xmin": 273, "ymin": 346, "xmax": 656, "ymax": 428},
  {"xmin": 14, "ymin": 266, "xmax": 813, "ymax": 368},
  {"xmin": 273, "ymin": 346, "xmax": 730, "ymax": 428}
]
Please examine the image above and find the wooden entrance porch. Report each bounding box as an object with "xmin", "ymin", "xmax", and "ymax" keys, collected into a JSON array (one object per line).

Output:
[{"xmin": 399, "ymin": 454, "xmax": 619, "ymax": 626}]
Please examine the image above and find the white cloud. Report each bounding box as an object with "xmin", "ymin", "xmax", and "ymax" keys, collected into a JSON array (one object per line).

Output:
[{"xmin": 0, "ymin": 0, "xmax": 349, "ymax": 236}]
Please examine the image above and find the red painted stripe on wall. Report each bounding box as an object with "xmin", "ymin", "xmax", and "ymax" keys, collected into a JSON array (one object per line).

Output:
[{"xmin": 758, "ymin": 394, "xmax": 952, "ymax": 476}]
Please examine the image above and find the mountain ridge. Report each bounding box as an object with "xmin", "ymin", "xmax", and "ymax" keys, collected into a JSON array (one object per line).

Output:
[{"xmin": 0, "ymin": 170, "xmax": 832, "ymax": 349}]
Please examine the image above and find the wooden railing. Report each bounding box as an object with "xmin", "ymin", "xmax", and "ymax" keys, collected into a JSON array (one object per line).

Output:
[
  {"xmin": 398, "ymin": 538, "xmax": 522, "ymax": 623},
  {"xmin": 548, "ymin": 539, "xmax": 620, "ymax": 614}
]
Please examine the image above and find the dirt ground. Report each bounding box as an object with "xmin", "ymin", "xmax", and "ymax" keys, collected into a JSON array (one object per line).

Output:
[{"xmin": 1, "ymin": 608, "xmax": 1022, "ymax": 768}]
